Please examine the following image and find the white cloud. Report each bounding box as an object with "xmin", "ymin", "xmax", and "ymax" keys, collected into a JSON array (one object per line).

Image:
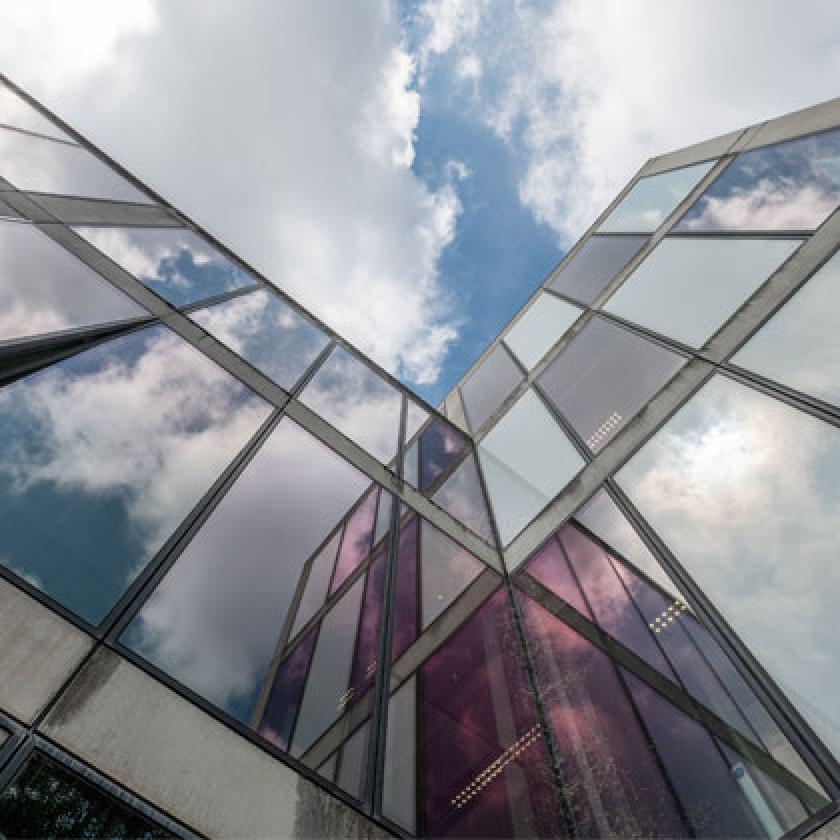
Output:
[
  {"xmin": 414, "ymin": 0, "xmax": 487, "ymax": 71},
  {"xmin": 416, "ymin": 0, "xmax": 840, "ymax": 244},
  {"xmin": 0, "ymin": 1, "xmax": 464, "ymax": 386}
]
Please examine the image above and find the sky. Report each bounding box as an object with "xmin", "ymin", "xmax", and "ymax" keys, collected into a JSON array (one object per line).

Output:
[{"xmin": 1, "ymin": 1, "xmax": 840, "ymax": 405}]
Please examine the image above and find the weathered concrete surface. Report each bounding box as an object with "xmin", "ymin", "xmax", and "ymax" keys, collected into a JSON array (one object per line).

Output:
[
  {"xmin": 808, "ymin": 813, "xmax": 840, "ymax": 839},
  {"xmin": 42, "ymin": 648, "xmax": 391, "ymax": 838},
  {"xmin": 0, "ymin": 579, "xmax": 92, "ymax": 723}
]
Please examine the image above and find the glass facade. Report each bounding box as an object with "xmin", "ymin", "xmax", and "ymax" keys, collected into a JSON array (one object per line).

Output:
[{"xmin": 0, "ymin": 78, "xmax": 838, "ymax": 840}]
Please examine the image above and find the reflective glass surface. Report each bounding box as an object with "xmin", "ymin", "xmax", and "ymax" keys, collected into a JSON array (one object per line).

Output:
[
  {"xmin": 404, "ymin": 414, "xmax": 469, "ymax": 494},
  {"xmin": 123, "ymin": 418, "xmax": 376, "ymax": 725},
  {"xmin": 74, "ymin": 226, "xmax": 254, "ymax": 307},
  {"xmin": 299, "ymin": 346, "xmax": 402, "ymax": 464},
  {"xmin": 518, "ymin": 590, "xmax": 822, "ymax": 838},
  {"xmin": 0, "ymin": 82, "xmax": 74, "ymax": 142},
  {"xmin": 548, "ymin": 235, "xmax": 647, "ymax": 305},
  {"xmin": 537, "ymin": 316, "xmax": 685, "ymax": 451},
  {"xmin": 478, "ymin": 390, "xmax": 585, "ymax": 546},
  {"xmin": 384, "ymin": 588, "xmax": 562, "ymax": 838},
  {"xmin": 599, "ymin": 161, "xmax": 716, "ymax": 233},
  {"xmin": 0, "ymin": 220, "xmax": 146, "ymax": 342},
  {"xmin": 617, "ymin": 375, "xmax": 840, "ymax": 757},
  {"xmin": 460, "ymin": 344, "xmax": 522, "ymax": 433},
  {"xmin": 0, "ymin": 127, "xmax": 148, "ymax": 202},
  {"xmin": 504, "ymin": 294, "xmax": 582, "ymax": 371},
  {"xmin": 431, "ymin": 453, "xmax": 496, "ymax": 544},
  {"xmin": 0, "ymin": 752, "xmax": 172, "ymax": 839},
  {"xmin": 604, "ymin": 237, "xmax": 801, "ymax": 347},
  {"xmin": 732, "ymin": 251, "xmax": 840, "ymax": 406},
  {"xmin": 190, "ymin": 289, "xmax": 329, "ymax": 390},
  {"xmin": 0, "ymin": 325, "xmax": 269, "ymax": 623},
  {"xmin": 678, "ymin": 129, "xmax": 840, "ymax": 232}
]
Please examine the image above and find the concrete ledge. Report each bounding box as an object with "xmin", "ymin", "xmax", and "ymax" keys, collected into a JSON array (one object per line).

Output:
[
  {"xmin": 0, "ymin": 578, "xmax": 92, "ymax": 723},
  {"xmin": 41, "ymin": 648, "xmax": 390, "ymax": 839}
]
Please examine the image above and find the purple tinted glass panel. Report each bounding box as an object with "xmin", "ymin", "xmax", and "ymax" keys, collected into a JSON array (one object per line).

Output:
[
  {"xmin": 560, "ymin": 523, "xmax": 676, "ymax": 680},
  {"xmin": 614, "ymin": 560, "xmax": 758, "ymax": 743},
  {"xmin": 330, "ymin": 485, "xmax": 378, "ymax": 595},
  {"xmin": 391, "ymin": 516, "xmax": 418, "ymax": 663},
  {"xmin": 525, "ymin": 537, "xmax": 591, "ymax": 619},
  {"xmin": 419, "ymin": 589, "xmax": 562, "ymax": 839},
  {"xmin": 623, "ymin": 669, "xmax": 773, "ymax": 838},
  {"xmin": 258, "ymin": 627, "xmax": 318, "ymax": 752},
  {"xmin": 518, "ymin": 591, "xmax": 687, "ymax": 838},
  {"xmin": 418, "ymin": 417, "xmax": 467, "ymax": 491},
  {"xmin": 348, "ymin": 548, "xmax": 387, "ymax": 701}
]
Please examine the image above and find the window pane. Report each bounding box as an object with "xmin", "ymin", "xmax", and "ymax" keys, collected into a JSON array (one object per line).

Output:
[
  {"xmin": 518, "ymin": 591, "xmax": 825, "ymax": 839},
  {"xmin": 418, "ymin": 417, "xmax": 468, "ymax": 492},
  {"xmin": 617, "ymin": 375, "xmax": 840, "ymax": 758},
  {"xmin": 0, "ymin": 752, "xmax": 172, "ymax": 839},
  {"xmin": 190, "ymin": 289, "xmax": 329, "ymax": 390},
  {"xmin": 537, "ymin": 316, "xmax": 685, "ymax": 451},
  {"xmin": 677, "ymin": 129, "xmax": 840, "ymax": 232},
  {"xmin": 460, "ymin": 344, "xmax": 522, "ymax": 433},
  {"xmin": 548, "ymin": 235, "xmax": 647, "ymax": 305},
  {"xmin": 504, "ymin": 294, "xmax": 582, "ymax": 371},
  {"xmin": 383, "ymin": 588, "xmax": 562, "ymax": 838},
  {"xmin": 599, "ymin": 161, "xmax": 716, "ymax": 233},
  {"xmin": 604, "ymin": 237, "xmax": 800, "ymax": 347},
  {"xmin": 289, "ymin": 530, "xmax": 341, "ymax": 641},
  {"xmin": 0, "ymin": 81, "xmax": 74, "ymax": 142},
  {"xmin": 122, "ymin": 418, "xmax": 376, "ymax": 726},
  {"xmin": 732, "ymin": 251, "xmax": 840, "ymax": 407},
  {"xmin": 0, "ymin": 325, "xmax": 269, "ymax": 623},
  {"xmin": 0, "ymin": 127, "xmax": 148, "ymax": 202},
  {"xmin": 299, "ymin": 346, "xmax": 402, "ymax": 464},
  {"xmin": 432, "ymin": 453, "xmax": 495, "ymax": 544},
  {"xmin": 478, "ymin": 390, "xmax": 585, "ymax": 545},
  {"xmin": 74, "ymin": 226, "xmax": 255, "ymax": 307},
  {"xmin": 0, "ymin": 220, "xmax": 146, "ymax": 342}
]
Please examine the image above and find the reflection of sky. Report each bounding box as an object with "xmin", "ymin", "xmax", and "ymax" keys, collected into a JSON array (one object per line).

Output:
[
  {"xmin": 0, "ymin": 220, "xmax": 145, "ymax": 341},
  {"xmin": 598, "ymin": 161, "xmax": 715, "ymax": 233},
  {"xmin": 479, "ymin": 390, "xmax": 584, "ymax": 546},
  {"xmin": 123, "ymin": 417, "xmax": 370, "ymax": 723},
  {"xmin": 190, "ymin": 288, "xmax": 329, "ymax": 390},
  {"xmin": 733, "ymin": 252, "xmax": 840, "ymax": 407},
  {"xmin": 678, "ymin": 129, "xmax": 840, "ymax": 231},
  {"xmin": 299, "ymin": 346, "xmax": 402, "ymax": 464},
  {"xmin": 432, "ymin": 453, "xmax": 495, "ymax": 544},
  {"xmin": 0, "ymin": 126, "xmax": 148, "ymax": 202},
  {"xmin": 617, "ymin": 375, "xmax": 840, "ymax": 758},
  {"xmin": 504, "ymin": 294, "xmax": 582, "ymax": 371},
  {"xmin": 73, "ymin": 226, "xmax": 254, "ymax": 307},
  {"xmin": 0, "ymin": 325, "xmax": 270, "ymax": 623}
]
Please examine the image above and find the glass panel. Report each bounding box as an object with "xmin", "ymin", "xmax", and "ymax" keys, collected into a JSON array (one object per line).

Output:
[
  {"xmin": 383, "ymin": 588, "xmax": 562, "ymax": 838},
  {"xmin": 403, "ymin": 438, "xmax": 420, "ymax": 488},
  {"xmin": 677, "ymin": 129, "xmax": 840, "ymax": 232},
  {"xmin": 0, "ymin": 752, "xmax": 172, "ymax": 838},
  {"xmin": 74, "ymin": 226, "xmax": 254, "ymax": 307},
  {"xmin": 460, "ymin": 344, "xmax": 522, "ymax": 433},
  {"xmin": 417, "ymin": 417, "xmax": 468, "ymax": 492},
  {"xmin": 432, "ymin": 453, "xmax": 496, "ymax": 545},
  {"xmin": 504, "ymin": 294, "xmax": 582, "ymax": 370},
  {"xmin": 548, "ymin": 235, "xmax": 647, "ymax": 305},
  {"xmin": 0, "ymin": 220, "xmax": 146, "ymax": 342},
  {"xmin": 299, "ymin": 346, "xmax": 402, "ymax": 464},
  {"xmin": 537, "ymin": 316, "xmax": 685, "ymax": 451},
  {"xmin": 518, "ymin": 590, "xmax": 826, "ymax": 838},
  {"xmin": 0, "ymin": 81, "xmax": 74, "ymax": 142},
  {"xmin": 420, "ymin": 520, "xmax": 484, "ymax": 628},
  {"xmin": 330, "ymin": 485, "xmax": 379, "ymax": 595},
  {"xmin": 289, "ymin": 531, "xmax": 341, "ymax": 640},
  {"xmin": 123, "ymin": 419, "xmax": 383, "ymax": 725},
  {"xmin": 336, "ymin": 722, "xmax": 370, "ymax": 800},
  {"xmin": 0, "ymin": 325, "xmax": 269, "ymax": 623},
  {"xmin": 732, "ymin": 251, "xmax": 840, "ymax": 407},
  {"xmin": 190, "ymin": 289, "xmax": 329, "ymax": 390},
  {"xmin": 392, "ymin": 515, "xmax": 419, "ymax": 663},
  {"xmin": 404, "ymin": 398, "xmax": 429, "ymax": 443},
  {"xmin": 604, "ymin": 237, "xmax": 801, "ymax": 347},
  {"xmin": 0, "ymin": 127, "xmax": 148, "ymax": 202},
  {"xmin": 478, "ymin": 390, "xmax": 585, "ymax": 545},
  {"xmin": 599, "ymin": 161, "xmax": 716, "ymax": 233},
  {"xmin": 617, "ymin": 375, "xmax": 840, "ymax": 758}
]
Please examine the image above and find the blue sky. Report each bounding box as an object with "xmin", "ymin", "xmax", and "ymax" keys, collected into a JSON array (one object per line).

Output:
[{"xmin": 2, "ymin": 1, "xmax": 840, "ymax": 409}]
